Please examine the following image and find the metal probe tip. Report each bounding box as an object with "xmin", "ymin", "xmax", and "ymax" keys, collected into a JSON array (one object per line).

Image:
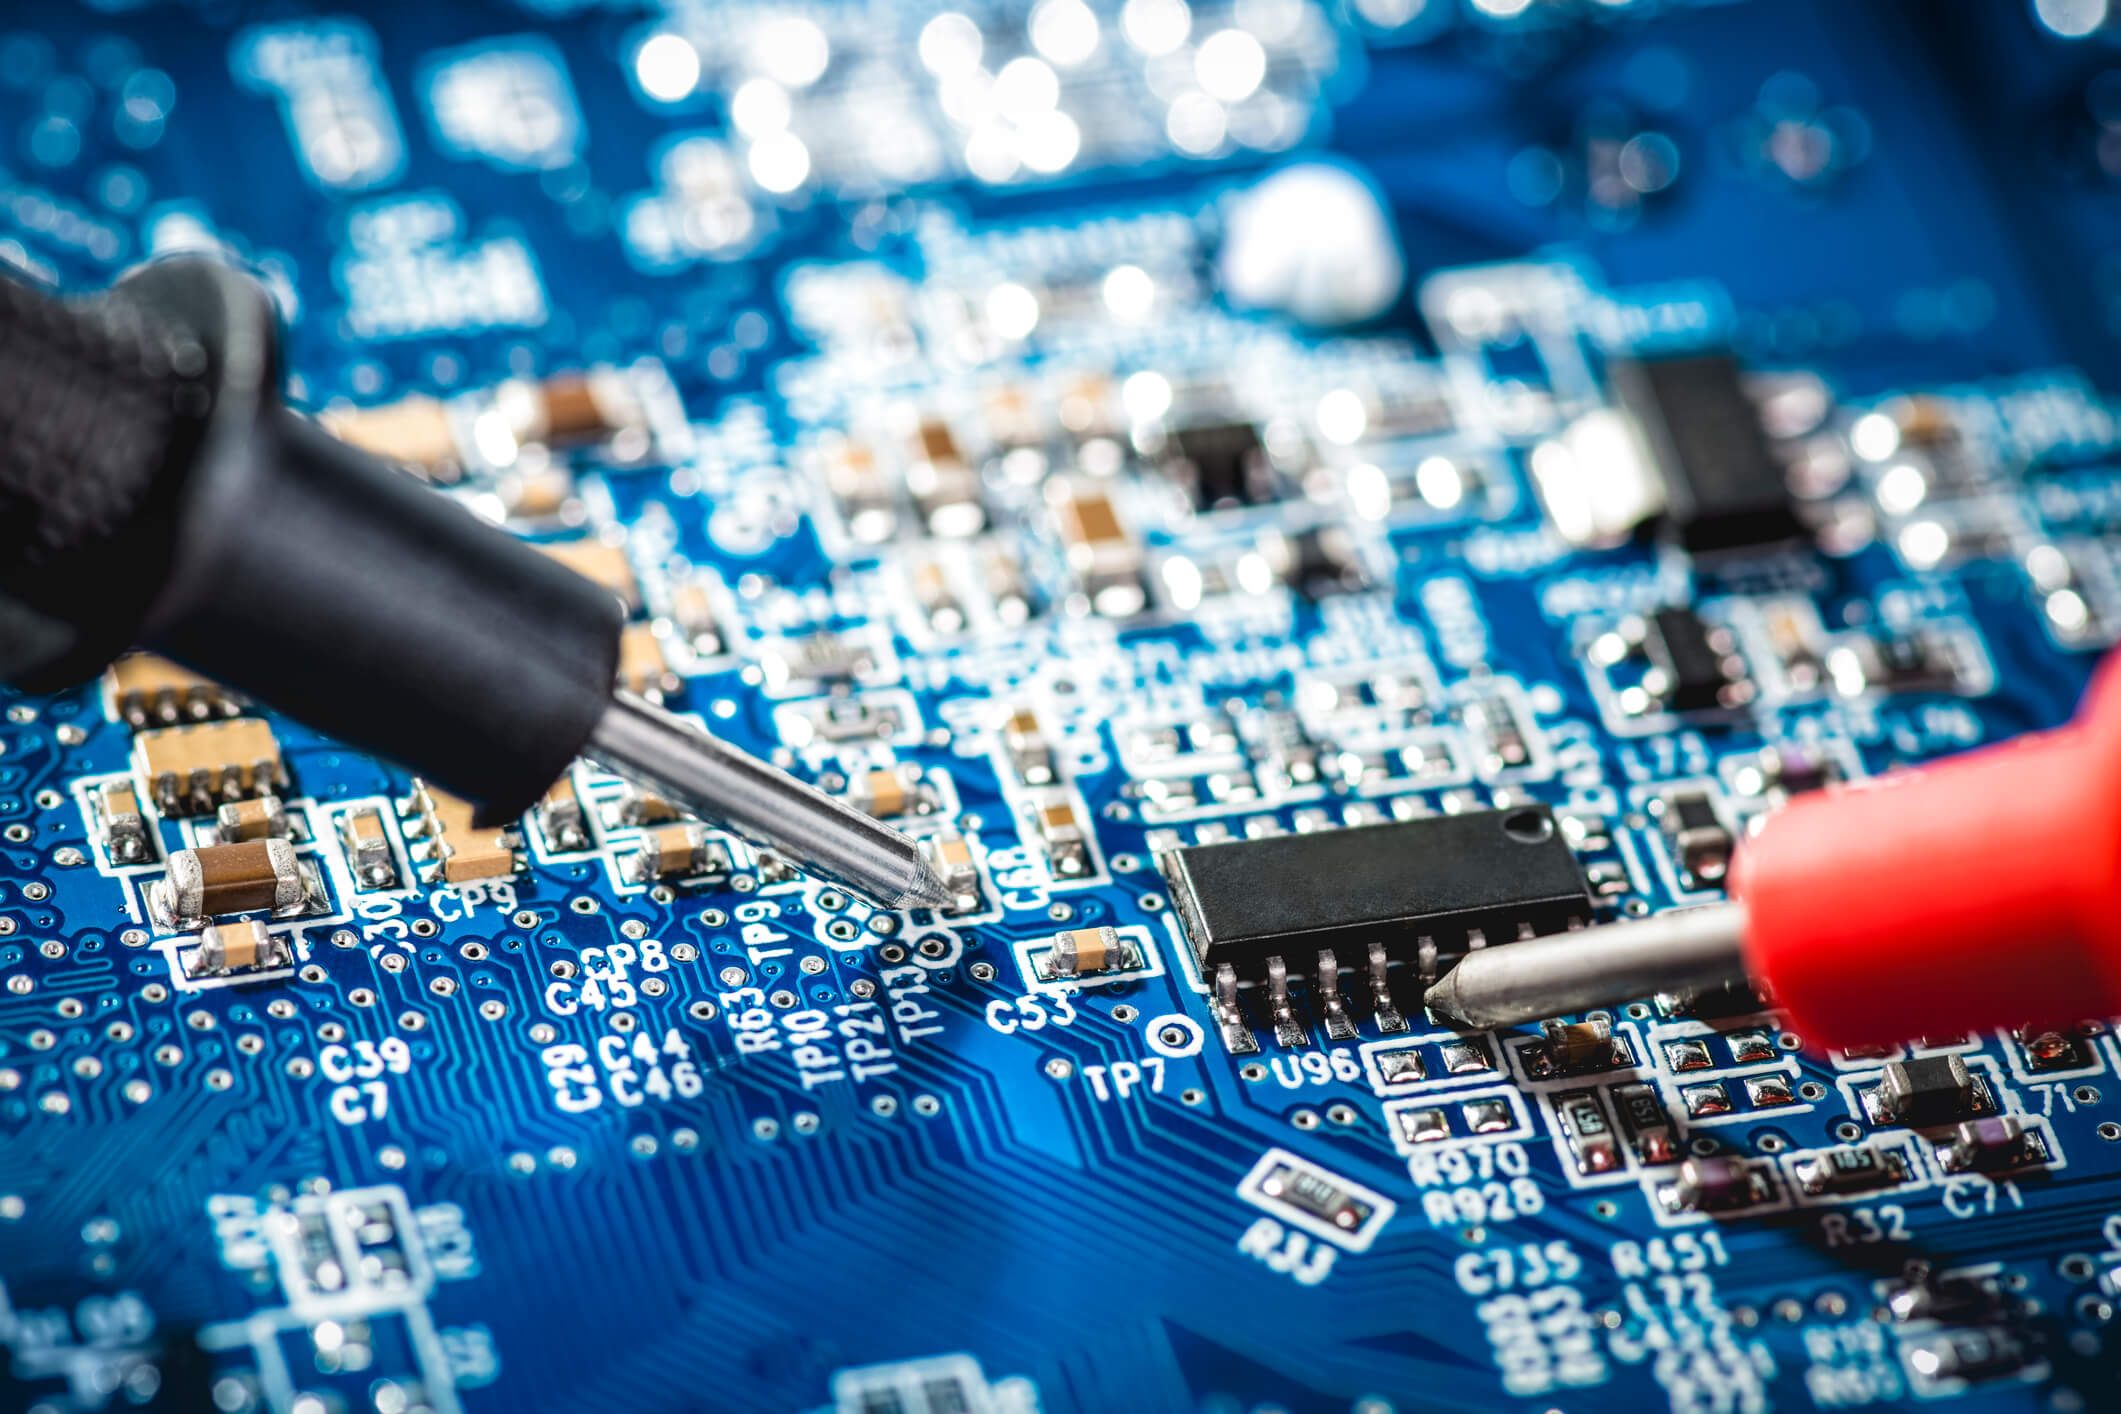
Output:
[
  {"xmin": 585, "ymin": 692, "xmax": 955, "ymax": 910},
  {"xmin": 1424, "ymin": 902, "xmax": 1752, "ymax": 1030}
]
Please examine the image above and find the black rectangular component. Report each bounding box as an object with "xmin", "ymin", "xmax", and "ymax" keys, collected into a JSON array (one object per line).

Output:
[
  {"xmin": 1163, "ymin": 806, "xmax": 1592, "ymax": 981},
  {"xmin": 1878, "ymin": 1054, "xmax": 1981, "ymax": 1127},
  {"xmin": 1172, "ymin": 422, "xmax": 1270, "ymax": 508},
  {"xmin": 1288, "ymin": 527, "xmax": 1368, "ymax": 599},
  {"xmin": 1609, "ymin": 352, "xmax": 1802, "ymax": 553},
  {"xmin": 1646, "ymin": 609, "xmax": 1738, "ymax": 713}
]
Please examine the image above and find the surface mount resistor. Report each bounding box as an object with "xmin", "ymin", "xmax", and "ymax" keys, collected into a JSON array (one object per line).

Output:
[{"xmin": 1555, "ymin": 1090, "xmax": 1621, "ymax": 1174}]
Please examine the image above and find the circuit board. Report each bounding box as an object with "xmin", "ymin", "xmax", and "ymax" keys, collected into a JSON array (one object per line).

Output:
[{"xmin": 4, "ymin": 1, "xmax": 2121, "ymax": 1411}]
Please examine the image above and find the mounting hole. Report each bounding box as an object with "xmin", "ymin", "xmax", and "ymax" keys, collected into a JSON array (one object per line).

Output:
[{"xmin": 1501, "ymin": 809, "xmax": 1552, "ymax": 844}]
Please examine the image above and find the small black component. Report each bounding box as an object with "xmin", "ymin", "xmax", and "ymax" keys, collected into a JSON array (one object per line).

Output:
[
  {"xmin": 1657, "ymin": 790, "xmax": 1732, "ymax": 887},
  {"xmin": 1876, "ymin": 1055, "xmax": 1983, "ymax": 1127},
  {"xmin": 1749, "ymin": 742, "xmax": 1838, "ymax": 796},
  {"xmin": 1613, "ymin": 1082, "xmax": 1677, "ymax": 1163},
  {"xmin": 1284, "ymin": 527, "xmax": 1369, "ymax": 599},
  {"xmin": 1258, "ymin": 1161, "xmax": 1376, "ymax": 1233},
  {"xmin": 1888, "ymin": 1273, "xmax": 2000, "ymax": 1324},
  {"xmin": 1162, "ymin": 805, "xmax": 1592, "ymax": 983},
  {"xmin": 1646, "ymin": 609, "xmax": 1747, "ymax": 714},
  {"xmin": 1597, "ymin": 608, "xmax": 1755, "ymax": 721},
  {"xmin": 1906, "ymin": 1328, "xmax": 2028, "ymax": 1385},
  {"xmin": 1608, "ymin": 351, "xmax": 1802, "ymax": 553},
  {"xmin": 1657, "ymin": 978, "xmax": 1770, "ymax": 1020},
  {"xmin": 1172, "ymin": 422, "xmax": 1271, "ymax": 509},
  {"xmin": 1828, "ymin": 628, "xmax": 1967, "ymax": 697},
  {"xmin": 1555, "ymin": 1090, "xmax": 1621, "ymax": 1174}
]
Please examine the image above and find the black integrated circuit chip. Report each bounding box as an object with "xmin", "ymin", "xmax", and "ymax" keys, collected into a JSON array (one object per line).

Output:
[
  {"xmin": 1609, "ymin": 352, "xmax": 1804, "ymax": 553},
  {"xmin": 1162, "ymin": 805, "xmax": 1593, "ymax": 981},
  {"xmin": 1172, "ymin": 422, "xmax": 1271, "ymax": 508},
  {"xmin": 1642, "ymin": 608, "xmax": 1739, "ymax": 713}
]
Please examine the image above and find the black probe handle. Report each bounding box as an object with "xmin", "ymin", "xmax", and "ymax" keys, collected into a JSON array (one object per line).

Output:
[{"xmin": 0, "ymin": 258, "xmax": 621, "ymax": 820}]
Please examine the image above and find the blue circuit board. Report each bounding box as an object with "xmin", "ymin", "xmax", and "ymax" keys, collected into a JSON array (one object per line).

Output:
[{"xmin": 4, "ymin": 2, "xmax": 2121, "ymax": 1412}]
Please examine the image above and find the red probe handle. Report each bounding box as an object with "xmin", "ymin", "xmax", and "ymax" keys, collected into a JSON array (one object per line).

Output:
[{"xmin": 1732, "ymin": 653, "xmax": 2121, "ymax": 1050}]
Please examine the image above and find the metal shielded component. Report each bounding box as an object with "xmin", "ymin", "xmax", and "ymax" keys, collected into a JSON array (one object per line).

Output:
[{"xmin": 153, "ymin": 838, "xmax": 303, "ymax": 930}]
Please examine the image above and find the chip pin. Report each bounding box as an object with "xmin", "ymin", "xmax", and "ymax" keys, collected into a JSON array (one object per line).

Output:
[{"xmin": 1315, "ymin": 949, "xmax": 1356, "ymax": 1041}]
